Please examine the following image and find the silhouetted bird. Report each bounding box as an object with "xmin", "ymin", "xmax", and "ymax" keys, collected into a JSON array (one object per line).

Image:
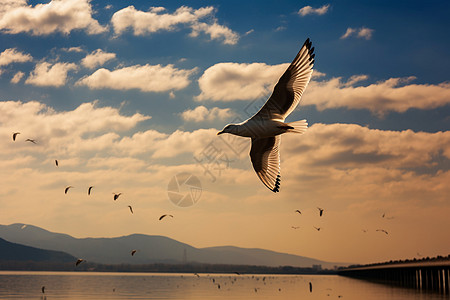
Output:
[
  {"xmin": 55, "ymin": 159, "xmax": 58, "ymax": 167},
  {"xmin": 12, "ymin": 132, "xmax": 20, "ymax": 141},
  {"xmin": 131, "ymin": 250, "xmax": 137, "ymax": 256},
  {"xmin": 64, "ymin": 186, "xmax": 73, "ymax": 194},
  {"xmin": 314, "ymin": 226, "xmax": 321, "ymax": 231},
  {"xmin": 376, "ymin": 229, "xmax": 388, "ymax": 235},
  {"xmin": 317, "ymin": 207, "xmax": 324, "ymax": 216},
  {"xmin": 295, "ymin": 210, "xmax": 302, "ymax": 214},
  {"xmin": 128, "ymin": 205, "xmax": 133, "ymax": 214},
  {"xmin": 41, "ymin": 286, "xmax": 45, "ymax": 293},
  {"xmin": 291, "ymin": 226, "xmax": 300, "ymax": 229},
  {"xmin": 25, "ymin": 138, "xmax": 37, "ymax": 144},
  {"xmin": 88, "ymin": 186, "xmax": 93, "ymax": 195},
  {"xmin": 309, "ymin": 282, "xmax": 312, "ymax": 292},
  {"xmin": 159, "ymin": 214, "xmax": 173, "ymax": 220},
  {"xmin": 217, "ymin": 38, "xmax": 315, "ymax": 192},
  {"xmin": 113, "ymin": 193, "xmax": 121, "ymax": 201},
  {"xmin": 75, "ymin": 258, "xmax": 84, "ymax": 266},
  {"xmin": 234, "ymin": 272, "xmax": 241, "ymax": 275}
]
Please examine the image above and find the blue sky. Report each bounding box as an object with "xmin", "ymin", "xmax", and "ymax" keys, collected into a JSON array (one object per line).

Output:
[{"xmin": 0, "ymin": 0, "xmax": 449, "ymax": 264}]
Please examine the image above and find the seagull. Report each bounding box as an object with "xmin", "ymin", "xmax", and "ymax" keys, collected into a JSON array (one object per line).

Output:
[
  {"xmin": 309, "ymin": 282, "xmax": 313, "ymax": 293},
  {"xmin": 295, "ymin": 210, "xmax": 302, "ymax": 214},
  {"xmin": 159, "ymin": 214, "xmax": 173, "ymax": 220},
  {"xmin": 75, "ymin": 258, "xmax": 84, "ymax": 266},
  {"xmin": 128, "ymin": 205, "xmax": 133, "ymax": 214},
  {"xmin": 88, "ymin": 186, "xmax": 93, "ymax": 195},
  {"xmin": 25, "ymin": 138, "xmax": 37, "ymax": 144},
  {"xmin": 131, "ymin": 249, "xmax": 137, "ymax": 256},
  {"xmin": 217, "ymin": 38, "xmax": 315, "ymax": 192},
  {"xmin": 376, "ymin": 229, "xmax": 388, "ymax": 235},
  {"xmin": 64, "ymin": 186, "xmax": 73, "ymax": 194},
  {"xmin": 313, "ymin": 226, "xmax": 321, "ymax": 231},
  {"xmin": 41, "ymin": 286, "xmax": 45, "ymax": 293},
  {"xmin": 55, "ymin": 159, "xmax": 58, "ymax": 167},
  {"xmin": 291, "ymin": 226, "xmax": 300, "ymax": 229},
  {"xmin": 12, "ymin": 132, "xmax": 20, "ymax": 141},
  {"xmin": 317, "ymin": 207, "xmax": 324, "ymax": 217},
  {"xmin": 113, "ymin": 193, "xmax": 121, "ymax": 201}
]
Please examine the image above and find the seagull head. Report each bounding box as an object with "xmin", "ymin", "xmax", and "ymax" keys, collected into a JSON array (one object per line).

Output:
[{"xmin": 217, "ymin": 124, "xmax": 238, "ymax": 135}]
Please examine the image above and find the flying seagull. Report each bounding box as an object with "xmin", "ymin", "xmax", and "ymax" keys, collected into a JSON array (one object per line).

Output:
[
  {"xmin": 159, "ymin": 214, "xmax": 173, "ymax": 221},
  {"xmin": 88, "ymin": 186, "xmax": 93, "ymax": 195},
  {"xmin": 313, "ymin": 226, "xmax": 321, "ymax": 231},
  {"xmin": 131, "ymin": 249, "xmax": 137, "ymax": 256},
  {"xmin": 64, "ymin": 186, "xmax": 73, "ymax": 194},
  {"xmin": 113, "ymin": 193, "xmax": 121, "ymax": 201},
  {"xmin": 128, "ymin": 205, "xmax": 133, "ymax": 214},
  {"xmin": 12, "ymin": 132, "xmax": 20, "ymax": 141},
  {"xmin": 295, "ymin": 210, "xmax": 302, "ymax": 214},
  {"xmin": 55, "ymin": 159, "xmax": 59, "ymax": 167},
  {"xmin": 309, "ymin": 282, "xmax": 313, "ymax": 293},
  {"xmin": 41, "ymin": 286, "xmax": 45, "ymax": 294},
  {"xmin": 317, "ymin": 207, "xmax": 324, "ymax": 217},
  {"xmin": 25, "ymin": 138, "xmax": 37, "ymax": 144},
  {"xmin": 291, "ymin": 226, "xmax": 300, "ymax": 229},
  {"xmin": 75, "ymin": 258, "xmax": 84, "ymax": 266},
  {"xmin": 217, "ymin": 38, "xmax": 315, "ymax": 192},
  {"xmin": 376, "ymin": 229, "xmax": 389, "ymax": 235}
]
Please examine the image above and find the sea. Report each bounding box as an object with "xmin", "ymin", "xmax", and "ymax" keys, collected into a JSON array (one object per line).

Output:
[{"xmin": 0, "ymin": 271, "xmax": 447, "ymax": 299}]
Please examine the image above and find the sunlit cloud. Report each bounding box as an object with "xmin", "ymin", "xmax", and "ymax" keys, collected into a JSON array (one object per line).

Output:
[
  {"xmin": 81, "ymin": 49, "xmax": 116, "ymax": 69},
  {"xmin": 77, "ymin": 64, "xmax": 197, "ymax": 92},
  {"xmin": 62, "ymin": 46, "xmax": 84, "ymax": 53},
  {"xmin": 341, "ymin": 27, "xmax": 374, "ymax": 40},
  {"xmin": 111, "ymin": 5, "xmax": 239, "ymax": 45},
  {"xmin": 196, "ymin": 62, "xmax": 289, "ymax": 101},
  {"xmin": 0, "ymin": 0, "xmax": 107, "ymax": 35},
  {"xmin": 181, "ymin": 106, "xmax": 234, "ymax": 122},
  {"xmin": 25, "ymin": 62, "xmax": 77, "ymax": 87},
  {"xmin": 10, "ymin": 71, "xmax": 24, "ymax": 83},
  {"xmin": 298, "ymin": 4, "xmax": 330, "ymax": 16},
  {"xmin": 0, "ymin": 48, "xmax": 33, "ymax": 67}
]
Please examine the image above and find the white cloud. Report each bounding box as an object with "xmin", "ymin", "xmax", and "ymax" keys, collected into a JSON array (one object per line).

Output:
[
  {"xmin": 181, "ymin": 106, "xmax": 234, "ymax": 122},
  {"xmin": 25, "ymin": 62, "xmax": 77, "ymax": 87},
  {"xmin": 302, "ymin": 75, "xmax": 450, "ymax": 115},
  {"xmin": 62, "ymin": 46, "xmax": 84, "ymax": 53},
  {"xmin": 81, "ymin": 49, "xmax": 116, "ymax": 69},
  {"xmin": 10, "ymin": 71, "xmax": 24, "ymax": 83},
  {"xmin": 298, "ymin": 4, "xmax": 330, "ymax": 16},
  {"xmin": 77, "ymin": 64, "xmax": 196, "ymax": 92},
  {"xmin": 0, "ymin": 48, "xmax": 32, "ymax": 66},
  {"xmin": 341, "ymin": 27, "xmax": 374, "ymax": 40},
  {"xmin": 111, "ymin": 5, "xmax": 239, "ymax": 45},
  {"xmin": 0, "ymin": 0, "xmax": 107, "ymax": 35},
  {"xmin": 196, "ymin": 62, "xmax": 289, "ymax": 101}
]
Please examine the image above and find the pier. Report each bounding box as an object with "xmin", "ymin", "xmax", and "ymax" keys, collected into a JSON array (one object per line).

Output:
[{"xmin": 338, "ymin": 259, "xmax": 450, "ymax": 294}]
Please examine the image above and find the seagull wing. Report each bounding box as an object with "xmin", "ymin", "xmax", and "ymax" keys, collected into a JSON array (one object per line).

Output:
[
  {"xmin": 250, "ymin": 136, "xmax": 281, "ymax": 192},
  {"xmin": 251, "ymin": 38, "xmax": 315, "ymax": 121}
]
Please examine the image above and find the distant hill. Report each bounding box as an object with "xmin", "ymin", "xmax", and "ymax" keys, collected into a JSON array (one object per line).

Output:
[
  {"xmin": 0, "ymin": 223, "xmax": 344, "ymax": 269},
  {"xmin": 0, "ymin": 237, "xmax": 76, "ymax": 262}
]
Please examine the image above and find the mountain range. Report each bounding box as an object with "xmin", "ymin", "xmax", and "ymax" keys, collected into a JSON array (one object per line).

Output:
[{"xmin": 0, "ymin": 223, "xmax": 344, "ymax": 269}]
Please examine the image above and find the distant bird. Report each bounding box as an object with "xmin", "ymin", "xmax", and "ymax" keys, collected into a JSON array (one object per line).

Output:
[
  {"xmin": 25, "ymin": 138, "xmax": 37, "ymax": 144},
  {"xmin": 41, "ymin": 286, "xmax": 45, "ymax": 293},
  {"xmin": 317, "ymin": 207, "xmax": 324, "ymax": 217},
  {"xmin": 295, "ymin": 210, "xmax": 302, "ymax": 214},
  {"xmin": 217, "ymin": 38, "xmax": 315, "ymax": 192},
  {"xmin": 194, "ymin": 273, "xmax": 200, "ymax": 277},
  {"xmin": 12, "ymin": 132, "xmax": 20, "ymax": 141},
  {"xmin": 159, "ymin": 214, "xmax": 173, "ymax": 221},
  {"xmin": 113, "ymin": 193, "xmax": 121, "ymax": 201},
  {"xmin": 362, "ymin": 229, "xmax": 368, "ymax": 233},
  {"xmin": 291, "ymin": 226, "xmax": 300, "ymax": 229},
  {"xmin": 88, "ymin": 186, "xmax": 93, "ymax": 195},
  {"xmin": 309, "ymin": 281, "xmax": 312, "ymax": 293},
  {"xmin": 55, "ymin": 159, "xmax": 58, "ymax": 167},
  {"xmin": 376, "ymin": 229, "xmax": 388, "ymax": 235},
  {"xmin": 75, "ymin": 258, "xmax": 84, "ymax": 266},
  {"xmin": 217, "ymin": 284, "xmax": 220, "ymax": 289},
  {"xmin": 64, "ymin": 186, "xmax": 73, "ymax": 194},
  {"xmin": 234, "ymin": 272, "xmax": 241, "ymax": 275},
  {"xmin": 382, "ymin": 213, "xmax": 394, "ymax": 219},
  {"xmin": 128, "ymin": 205, "xmax": 133, "ymax": 214},
  {"xmin": 131, "ymin": 250, "xmax": 137, "ymax": 256},
  {"xmin": 313, "ymin": 226, "xmax": 321, "ymax": 231}
]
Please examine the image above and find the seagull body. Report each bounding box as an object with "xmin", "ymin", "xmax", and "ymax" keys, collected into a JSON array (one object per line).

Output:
[
  {"xmin": 317, "ymin": 207, "xmax": 324, "ymax": 217},
  {"xmin": 377, "ymin": 229, "xmax": 389, "ymax": 235},
  {"xmin": 25, "ymin": 138, "xmax": 37, "ymax": 144},
  {"xmin": 128, "ymin": 205, "xmax": 133, "ymax": 214},
  {"xmin": 217, "ymin": 38, "xmax": 315, "ymax": 192},
  {"xmin": 131, "ymin": 249, "xmax": 137, "ymax": 256},
  {"xmin": 159, "ymin": 214, "xmax": 173, "ymax": 220},
  {"xmin": 64, "ymin": 186, "xmax": 73, "ymax": 194},
  {"xmin": 295, "ymin": 210, "xmax": 302, "ymax": 214},
  {"xmin": 12, "ymin": 132, "xmax": 20, "ymax": 141},
  {"xmin": 75, "ymin": 258, "xmax": 84, "ymax": 266},
  {"xmin": 88, "ymin": 186, "xmax": 93, "ymax": 195},
  {"xmin": 55, "ymin": 159, "xmax": 59, "ymax": 167},
  {"xmin": 113, "ymin": 193, "xmax": 121, "ymax": 201}
]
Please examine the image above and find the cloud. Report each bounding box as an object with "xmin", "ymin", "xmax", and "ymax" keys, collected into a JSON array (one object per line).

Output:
[
  {"xmin": 0, "ymin": 48, "xmax": 33, "ymax": 67},
  {"xmin": 81, "ymin": 49, "xmax": 116, "ymax": 69},
  {"xmin": 196, "ymin": 62, "xmax": 289, "ymax": 101},
  {"xmin": 62, "ymin": 46, "xmax": 84, "ymax": 53},
  {"xmin": 298, "ymin": 4, "xmax": 330, "ymax": 16},
  {"xmin": 10, "ymin": 71, "xmax": 25, "ymax": 83},
  {"xmin": 25, "ymin": 62, "xmax": 77, "ymax": 87},
  {"xmin": 341, "ymin": 27, "xmax": 374, "ymax": 40},
  {"xmin": 302, "ymin": 75, "xmax": 450, "ymax": 115},
  {"xmin": 181, "ymin": 106, "xmax": 234, "ymax": 122},
  {"xmin": 0, "ymin": 0, "xmax": 107, "ymax": 35},
  {"xmin": 111, "ymin": 5, "xmax": 239, "ymax": 45},
  {"xmin": 77, "ymin": 64, "xmax": 197, "ymax": 92}
]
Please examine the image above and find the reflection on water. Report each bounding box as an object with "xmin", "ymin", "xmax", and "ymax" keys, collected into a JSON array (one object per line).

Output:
[{"xmin": 0, "ymin": 271, "xmax": 447, "ymax": 300}]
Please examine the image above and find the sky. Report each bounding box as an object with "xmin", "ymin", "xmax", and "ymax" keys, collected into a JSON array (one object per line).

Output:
[{"xmin": 0, "ymin": 0, "xmax": 449, "ymax": 265}]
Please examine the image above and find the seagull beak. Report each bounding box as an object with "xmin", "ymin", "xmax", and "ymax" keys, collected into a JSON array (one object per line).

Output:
[{"xmin": 217, "ymin": 131, "xmax": 223, "ymax": 135}]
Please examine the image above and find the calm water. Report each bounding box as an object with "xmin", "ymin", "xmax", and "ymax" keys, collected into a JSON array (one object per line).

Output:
[{"xmin": 0, "ymin": 271, "xmax": 447, "ymax": 299}]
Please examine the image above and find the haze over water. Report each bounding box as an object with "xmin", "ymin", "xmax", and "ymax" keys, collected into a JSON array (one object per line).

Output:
[{"xmin": 0, "ymin": 272, "xmax": 446, "ymax": 300}]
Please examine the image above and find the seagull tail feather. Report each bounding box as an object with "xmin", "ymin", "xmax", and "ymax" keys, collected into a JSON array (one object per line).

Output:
[{"xmin": 286, "ymin": 119, "xmax": 308, "ymax": 134}]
